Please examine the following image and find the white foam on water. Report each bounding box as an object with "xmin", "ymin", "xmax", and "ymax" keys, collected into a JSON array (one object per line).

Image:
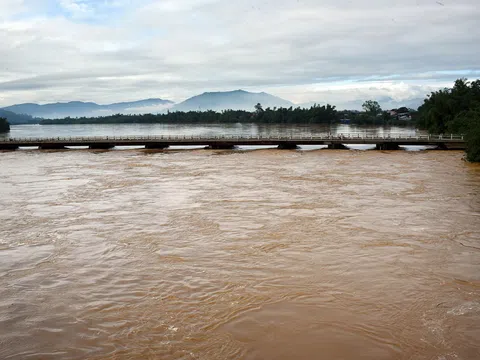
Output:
[
  {"xmin": 298, "ymin": 145, "xmax": 328, "ymax": 151},
  {"xmin": 345, "ymin": 144, "xmax": 376, "ymax": 150},
  {"xmin": 237, "ymin": 145, "xmax": 278, "ymax": 151},
  {"xmin": 447, "ymin": 302, "xmax": 480, "ymax": 316}
]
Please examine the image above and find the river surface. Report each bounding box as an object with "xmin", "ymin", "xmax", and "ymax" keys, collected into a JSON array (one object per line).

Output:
[
  {"xmin": 1, "ymin": 125, "xmax": 479, "ymax": 359},
  {"xmin": 5, "ymin": 123, "xmax": 418, "ymax": 139}
]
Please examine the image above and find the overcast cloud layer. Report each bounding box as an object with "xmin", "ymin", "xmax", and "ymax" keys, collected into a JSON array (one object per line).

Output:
[{"xmin": 1, "ymin": 0, "xmax": 479, "ymax": 109}]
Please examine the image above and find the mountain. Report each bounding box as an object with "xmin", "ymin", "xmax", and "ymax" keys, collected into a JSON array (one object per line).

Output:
[
  {"xmin": 335, "ymin": 97, "xmax": 425, "ymax": 111},
  {"xmin": 0, "ymin": 108, "xmax": 38, "ymax": 125},
  {"xmin": 173, "ymin": 90, "xmax": 294, "ymax": 112},
  {"xmin": 376, "ymin": 96, "xmax": 424, "ymax": 111},
  {"xmin": 107, "ymin": 99, "xmax": 173, "ymax": 112},
  {"xmin": 296, "ymin": 101, "xmax": 327, "ymax": 109},
  {"xmin": 2, "ymin": 98, "xmax": 174, "ymax": 119},
  {"xmin": 1, "ymin": 90, "xmax": 293, "ymax": 119}
]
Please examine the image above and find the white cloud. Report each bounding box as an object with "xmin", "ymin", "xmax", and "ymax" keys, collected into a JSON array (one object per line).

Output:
[
  {"xmin": 58, "ymin": 0, "xmax": 90, "ymax": 16},
  {"xmin": 0, "ymin": 0, "xmax": 25, "ymax": 16},
  {"xmin": 0, "ymin": 0, "xmax": 479, "ymax": 107}
]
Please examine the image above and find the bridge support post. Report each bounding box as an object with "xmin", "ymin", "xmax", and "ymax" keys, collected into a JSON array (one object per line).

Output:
[
  {"xmin": 434, "ymin": 143, "xmax": 448, "ymax": 150},
  {"xmin": 278, "ymin": 144, "xmax": 298, "ymax": 150},
  {"xmin": 145, "ymin": 144, "xmax": 169, "ymax": 149},
  {"xmin": 327, "ymin": 143, "xmax": 348, "ymax": 150},
  {"xmin": 207, "ymin": 144, "xmax": 235, "ymax": 149},
  {"xmin": 0, "ymin": 144, "xmax": 19, "ymax": 151},
  {"xmin": 38, "ymin": 144, "xmax": 67, "ymax": 150},
  {"xmin": 89, "ymin": 144, "xmax": 114, "ymax": 150},
  {"xmin": 376, "ymin": 143, "xmax": 400, "ymax": 150}
]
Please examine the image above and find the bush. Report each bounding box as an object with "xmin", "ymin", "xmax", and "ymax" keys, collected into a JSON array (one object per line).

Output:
[
  {"xmin": 466, "ymin": 121, "xmax": 480, "ymax": 162},
  {"xmin": 0, "ymin": 117, "xmax": 10, "ymax": 133}
]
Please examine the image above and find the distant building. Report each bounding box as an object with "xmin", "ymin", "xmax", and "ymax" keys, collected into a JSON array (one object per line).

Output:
[
  {"xmin": 398, "ymin": 113, "xmax": 412, "ymax": 121},
  {"xmin": 388, "ymin": 107, "xmax": 412, "ymax": 121}
]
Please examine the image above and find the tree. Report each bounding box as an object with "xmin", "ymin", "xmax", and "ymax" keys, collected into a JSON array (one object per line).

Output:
[
  {"xmin": 466, "ymin": 121, "xmax": 480, "ymax": 162},
  {"xmin": 456, "ymin": 106, "xmax": 480, "ymax": 162},
  {"xmin": 254, "ymin": 103, "xmax": 264, "ymax": 114},
  {"xmin": 0, "ymin": 117, "xmax": 10, "ymax": 133},
  {"xmin": 416, "ymin": 78, "xmax": 480, "ymax": 162},
  {"xmin": 362, "ymin": 100, "xmax": 382, "ymax": 117},
  {"xmin": 417, "ymin": 78, "xmax": 480, "ymax": 133}
]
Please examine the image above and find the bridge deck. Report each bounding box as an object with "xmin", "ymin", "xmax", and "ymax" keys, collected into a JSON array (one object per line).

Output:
[{"xmin": 0, "ymin": 134, "xmax": 466, "ymax": 149}]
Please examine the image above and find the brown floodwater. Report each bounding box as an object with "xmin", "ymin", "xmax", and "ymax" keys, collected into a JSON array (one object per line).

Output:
[{"xmin": 0, "ymin": 148, "xmax": 479, "ymax": 360}]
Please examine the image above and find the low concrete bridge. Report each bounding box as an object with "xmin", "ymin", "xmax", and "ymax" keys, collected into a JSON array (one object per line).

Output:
[{"xmin": 0, "ymin": 134, "xmax": 466, "ymax": 151}]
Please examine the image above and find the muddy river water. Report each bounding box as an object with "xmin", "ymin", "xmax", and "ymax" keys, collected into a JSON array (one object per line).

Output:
[{"xmin": 1, "ymin": 141, "xmax": 479, "ymax": 359}]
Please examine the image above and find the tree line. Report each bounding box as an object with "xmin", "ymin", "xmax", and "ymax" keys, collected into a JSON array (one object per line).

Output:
[
  {"xmin": 416, "ymin": 78, "xmax": 480, "ymax": 162},
  {"xmin": 39, "ymin": 102, "xmax": 411, "ymax": 126},
  {"xmin": 39, "ymin": 105, "xmax": 339, "ymax": 125}
]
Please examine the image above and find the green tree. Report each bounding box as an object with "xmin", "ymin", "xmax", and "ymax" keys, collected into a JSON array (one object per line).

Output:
[
  {"xmin": 254, "ymin": 103, "xmax": 264, "ymax": 114},
  {"xmin": 0, "ymin": 117, "xmax": 10, "ymax": 133},
  {"xmin": 456, "ymin": 106, "xmax": 480, "ymax": 162},
  {"xmin": 362, "ymin": 100, "xmax": 382, "ymax": 117},
  {"xmin": 466, "ymin": 121, "xmax": 480, "ymax": 162},
  {"xmin": 417, "ymin": 78, "xmax": 480, "ymax": 133},
  {"xmin": 417, "ymin": 78, "xmax": 480, "ymax": 162}
]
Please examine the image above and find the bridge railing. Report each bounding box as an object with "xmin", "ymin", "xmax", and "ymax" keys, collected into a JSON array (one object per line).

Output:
[{"xmin": 1, "ymin": 133, "xmax": 465, "ymax": 143}]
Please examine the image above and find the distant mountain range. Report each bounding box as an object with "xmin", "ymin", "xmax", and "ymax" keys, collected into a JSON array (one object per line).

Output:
[
  {"xmin": 172, "ymin": 90, "xmax": 294, "ymax": 112},
  {"xmin": 0, "ymin": 90, "xmax": 423, "ymax": 124},
  {"xmin": 0, "ymin": 90, "xmax": 294, "ymax": 121},
  {"xmin": 379, "ymin": 97, "xmax": 424, "ymax": 111},
  {"xmin": 2, "ymin": 98, "xmax": 173, "ymax": 120}
]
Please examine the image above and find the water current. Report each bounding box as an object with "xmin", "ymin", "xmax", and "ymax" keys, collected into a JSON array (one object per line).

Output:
[{"xmin": 0, "ymin": 124, "xmax": 479, "ymax": 359}]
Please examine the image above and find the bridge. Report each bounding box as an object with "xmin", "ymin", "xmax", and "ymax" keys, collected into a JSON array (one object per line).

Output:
[{"xmin": 0, "ymin": 134, "xmax": 466, "ymax": 151}]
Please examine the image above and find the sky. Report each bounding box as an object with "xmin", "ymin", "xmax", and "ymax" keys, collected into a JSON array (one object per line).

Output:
[{"xmin": 0, "ymin": 0, "xmax": 479, "ymax": 109}]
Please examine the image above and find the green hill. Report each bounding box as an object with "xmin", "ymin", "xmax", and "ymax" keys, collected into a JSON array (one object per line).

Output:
[{"xmin": 0, "ymin": 109, "xmax": 38, "ymax": 125}]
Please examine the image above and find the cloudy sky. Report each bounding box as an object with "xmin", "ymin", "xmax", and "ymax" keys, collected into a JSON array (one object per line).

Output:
[{"xmin": 0, "ymin": 0, "xmax": 479, "ymax": 109}]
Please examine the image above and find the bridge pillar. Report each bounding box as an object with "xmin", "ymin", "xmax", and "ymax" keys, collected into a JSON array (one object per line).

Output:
[
  {"xmin": 434, "ymin": 143, "xmax": 448, "ymax": 150},
  {"xmin": 38, "ymin": 144, "xmax": 67, "ymax": 150},
  {"xmin": 89, "ymin": 144, "xmax": 114, "ymax": 149},
  {"xmin": 328, "ymin": 143, "xmax": 348, "ymax": 150},
  {"xmin": 207, "ymin": 144, "xmax": 235, "ymax": 149},
  {"xmin": 376, "ymin": 143, "xmax": 400, "ymax": 150},
  {"xmin": 145, "ymin": 144, "xmax": 169, "ymax": 149},
  {"xmin": 438, "ymin": 143, "xmax": 466, "ymax": 150},
  {"xmin": 278, "ymin": 144, "xmax": 298, "ymax": 150},
  {"xmin": 0, "ymin": 144, "xmax": 19, "ymax": 151}
]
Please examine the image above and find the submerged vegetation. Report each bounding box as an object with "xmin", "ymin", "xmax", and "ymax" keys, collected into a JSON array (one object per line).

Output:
[
  {"xmin": 0, "ymin": 117, "xmax": 10, "ymax": 133},
  {"xmin": 417, "ymin": 78, "xmax": 480, "ymax": 162}
]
